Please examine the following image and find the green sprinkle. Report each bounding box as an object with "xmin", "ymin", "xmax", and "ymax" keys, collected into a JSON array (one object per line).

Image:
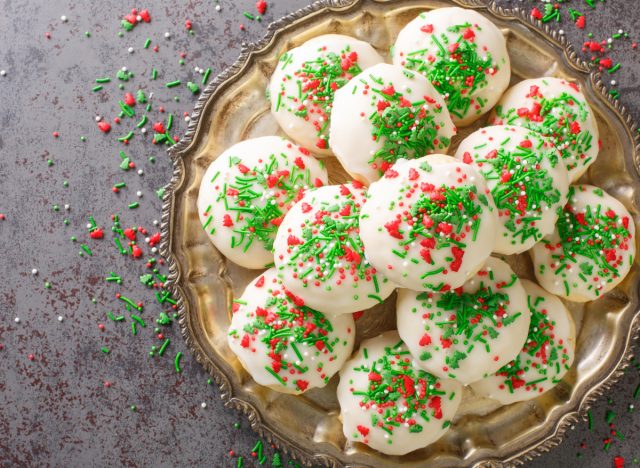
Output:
[
  {"xmin": 136, "ymin": 115, "xmax": 148, "ymax": 128},
  {"xmin": 118, "ymin": 131, "xmax": 134, "ymax": 142},
  {"xmin": 80, "ymin": 244, "xmax": 93, "ymax": 256},
  {"xmin": 165, "ymin": 80, "xmax": 181, "ymax": 88},
  {"xmin": 608, "ymin": 63, "xmax": 621, "ymax": 74},
  {"xmin": 243, "ymin": 12, "xmax": 255, "ymax": 20},
  {"xmin": 101, "ymin": 347, "xmax": 110, "ymax": 354},
  {"xmin": 174, "ymin": 352, "xmax": 183, "ymax": 373},
  {"xmin": 605, "ymin": 410, "xmax": 616, "ymax": 424},
  {"xmin": 128, "ymin": 202, "xmax": 140, "ymax": 209},
  {"xmin": 186, "ymin": 81, "xmax": 199, "ymax": 94},
  {"xmin": 144, "ymin": 38, "xmax": 151, "ymax": 49},
  {"xmin": 151, "ymin": 68, "xmax": 158, "ymax": 80},
  {"xmin": 158, "ymin": 339, "xmax": 170, "ymax": 356},
  {"xmin": 92, "ymin": 85, "xmax": 103, "ymax": 92},
  {"xmin": 634, "ymin": 382, "xmax": 640, "ymax": 399},
  {"xmin": 588, "ymin": 409, "xmax": 593, "ymax": 431},
  {"xmin": 95, "ymin": 77, "xmax": 111, "ymax": 83},
  {"xmin": 202, "ymin": 67, "xmax": 211, "ymax": 85},
  {"xmin": 131, "ymin": 315, "xmax": 146, "ymax": 327}
]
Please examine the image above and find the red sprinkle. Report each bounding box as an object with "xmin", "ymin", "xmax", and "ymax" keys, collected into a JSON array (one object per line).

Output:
[
  {"xmin": 98, "ymin": 121, "xmax": 112, "ymax": 133},
  {"xmin": 256, "ymin": 0, "xmax": 267, "ymax": 15}
]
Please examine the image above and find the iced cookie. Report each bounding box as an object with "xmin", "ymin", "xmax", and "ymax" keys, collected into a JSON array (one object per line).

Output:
[
  {"xmin": 392, "ymin": 7, "xmax": 510, "ymax": 126},
  {"xmin": 454, "ymin": 125, "xmax": 570, "ymax": 254},
  {"xmin": 227, "ymin": 268, "xmax": 355, "ymax": 394},
  {"xmin": 329, "ymin": 63, "xmax": 456, "ymax": 185},
  {"xmin": 530, "ymin": 185, "xmax": 635, "ymax": 302},
  {"xmin": 489, "ymin": 77, "xmax": 599, "ymax": 181},
  {"xmin": 471, "ymin": 280, "xmax": 576, "ymax": 404},
  {"xmin": 396, "ymin": 257, "xmax": 531, "ymax": 385},
  {"xmin": 337, "ymin": 331, "xmax": 462, "ymax": 455},
  {"xmin": 269, "ymin": 34, "xmax": 384, "ymax": 155},
  {"xmin": 359, "ymin": 155, "xmax": 497, "ymax": 292},
  {"xmin": 274, "ymin": 183, "xmax": 395, "ymax": 315},
  {"xmin": 197, "ymin": 136, "xmax": 328, "ymax": 269}
]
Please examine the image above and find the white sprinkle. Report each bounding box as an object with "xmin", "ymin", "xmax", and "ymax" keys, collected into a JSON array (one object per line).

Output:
[
  {"xmin": 86, "ymin": 223, "xmax": 92, "ymax": 229},
  {"xmin": 558, "ymin": 29, "xmax": 564, "ymax": 36},
  {"xmin": 140, "ymin": 127, "xmax": 147, "ymax": 134},
  {"xmin": 95, "ymin": 115, "xmax": 102, "ymax": 122},
  {"xmin": 14, "ymin": 317, "xmax": 20, "ymax": 323},
  {"xmin": 184, "ymin": 116, "xmax": 190, "ymax": 122},
  {"xmin": 153, "ymin": 220, "xmax": 159, "ymax": 226},
  {"xmin": 215, "ymin": 4, "xmax": 221, "ymax": 11},
  {"xmin": 164, "ymin": 32, "xmax": 171, "ymax": 39},
  {"xmin": 151, "ymin": 247, "xmax": 158, "ymax": 254},
  {"xmin": 138, "ymin": 169, "xmax": 144, "ymax": 175},
  {"xmin": 121, "ymin": 66, "xmax": 127, "ymax": 72},
  {"xmin": 61, "ymin": 15, "xmax": 68, "ymax": 22},
  {"xmin": 58, "ymin": 316, "xmax": 64, "ymax": 322},
  {"xmin": 0, "ymin": 70, "xmax": 6, "ymax": 76},
  {"xmin": 201, "ymin": 402, "xmax": 207, "ymax": 408},
  {"xmin": 32, "ymin": 269, "xmax": 39, "ymax": 275},
  {"xmin": 64, "ymin": 204, "xmax": 70, "ymax": 210},
  {"xmin": 611, "ymin": 80, "xmax": 617, "ymax": 86},
  {"xmin": 136, "ymin": 15, "xmax": 142, "ymax": 22},
  {"xmin": 136, "ymin": 191, "xmax": 143, "ymax": 197},
  {"xmin": 128, "ymin": 47, "xmax": 134, "ymax": 54}
]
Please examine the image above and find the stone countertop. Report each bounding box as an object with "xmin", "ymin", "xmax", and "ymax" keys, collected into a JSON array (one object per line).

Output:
[{"xmin": 0, "ymin": 0, "xmax": 638, "ymax": 466}]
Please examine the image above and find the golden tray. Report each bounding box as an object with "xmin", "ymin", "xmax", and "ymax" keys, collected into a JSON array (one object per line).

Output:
[{"xmin": 160, "ymin": 1, "xmax": 640, "ymax": 466}]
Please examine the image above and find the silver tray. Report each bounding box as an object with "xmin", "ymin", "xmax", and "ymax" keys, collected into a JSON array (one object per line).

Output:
[{"xmin": 160, "ymin": 1, "xmax": 640, "ymax": 466}]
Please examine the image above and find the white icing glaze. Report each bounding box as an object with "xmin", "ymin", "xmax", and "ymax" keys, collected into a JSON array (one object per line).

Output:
[
  {"xmin": 530, "ymin": 184, "xmax": 635, "ymax": 302},
  {"xmin": 329, "ymin": 63, "xmax": 456, "ymax": 185},
  {"xmin": 227, "ymin": 268, "xmax": 355, "ymax": 394},
  {"xmin": 197, "ymin": 136, "xmax": 328, "ymax": 269},
  {"xmin": 396, "ymin": 257, "xmax": 531, "ymax": 385},
  {"xmin": 337, "ymin": 331, "xmax": 462, "ymax": 455},
  {"xmin": 471, "ymin": 279, "xmax": 576, "ymax": 404},
  {"xmin": 359, "ymin": 155, "xmax": 498, "ymax": 292},
  {"xmin": 269, "ymin": 34, "xmax": 384, "ymax": 156},
  {"xmin": 392, "ymin": 7, "xmax": 510, "ymax": 126},
  {"xmin": 454, "ymin": 125, "xmax": 570, "ymax": 254},
  {"xmin": 488, "ymin": 77, "xmax": 599, "ymax": 182},
  {"xmin": 274, "ymin": 183, "xmax": 395, "ymax": 315}
]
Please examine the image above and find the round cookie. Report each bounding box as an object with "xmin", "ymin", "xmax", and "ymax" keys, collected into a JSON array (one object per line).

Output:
[
  {"xmin": 471, "ymin": 280, "xmax": 576, "ymax": 404},
  {"xmin": 274, "ymin": 183, "xmax": 395, "ymax": 315},
  {"xmin": 396, "ymin": 257, "xmax": 531, "ymax": 385},
  {"xmin": 227, "ymin": 268, "xmax": 355, "ymax": 394},
  {"xmin": 530, "ymin": 185, "xmax": 635, "ymax": 302},
  {"xmin": 197, "ymin": 136, "xmax": 328, "ymax": 269},
  {"xmin": 454, "ymin": 125, "xmax": 570, "ymax": 255},
  {"xmin": 392, "ymin": 7, "xmax": 510, "ymax": 126},
  {"xmin": 329, "ymin": 63, "xmax": 456, "ymax": 185},
  {"xmin": 269, "ymin": 34, "xmax": 384, "ymax": 155},
  {"xmin": 489, "ymin": 77, "xmax": 599, "ymax": 181},
  {"xmin": 337, "ymin": 331, "xmax": 462, "ymax": 455},
  {"xmin": 359, "ymin": 155, "xmax": 498, "ymax": 292}
]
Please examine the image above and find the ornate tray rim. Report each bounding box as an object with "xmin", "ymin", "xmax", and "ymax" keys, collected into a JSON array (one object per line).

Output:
[{"xmin": 160, "ymin": 0, "xmax": 640, "ymax": 466}]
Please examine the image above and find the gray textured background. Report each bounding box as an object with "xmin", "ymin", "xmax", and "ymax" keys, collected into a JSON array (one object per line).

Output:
[{"xmin": 0, "ymin": 1, "xmax": 639, "ymax": 467}]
